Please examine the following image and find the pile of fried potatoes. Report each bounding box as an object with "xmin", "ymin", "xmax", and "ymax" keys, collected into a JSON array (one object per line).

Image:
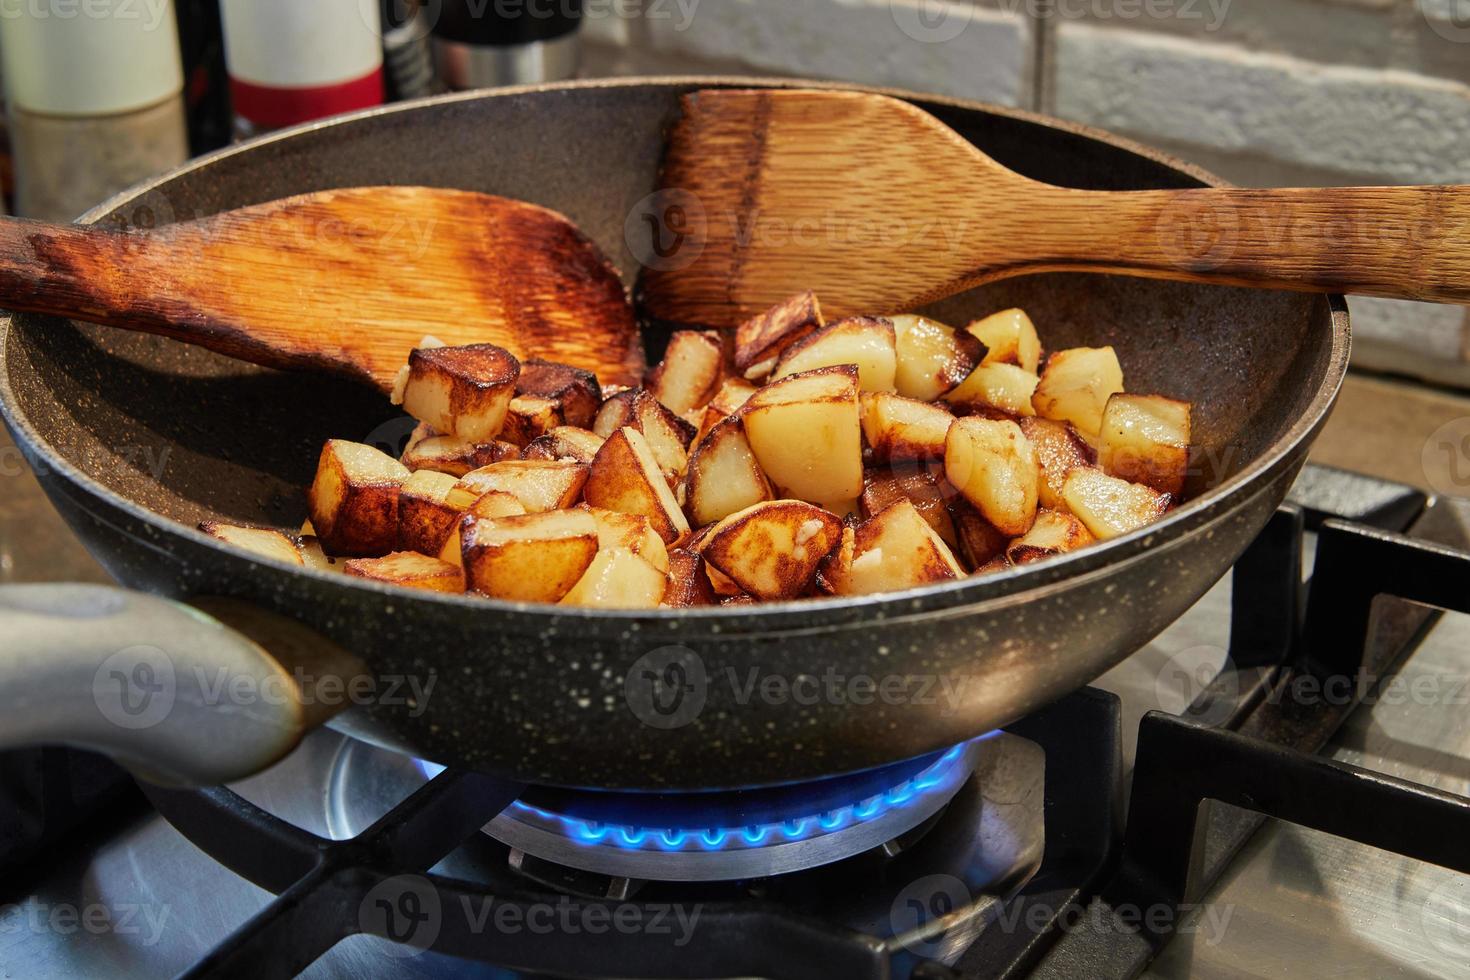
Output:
[{"xmin": 200, "ymin": 293, "xmax": 1191, "ymax": 607}]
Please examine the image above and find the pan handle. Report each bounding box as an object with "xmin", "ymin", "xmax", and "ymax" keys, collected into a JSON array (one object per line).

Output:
[{"xmin": 0, "ymin": 583, "xmax": 366, "ymax": 786}]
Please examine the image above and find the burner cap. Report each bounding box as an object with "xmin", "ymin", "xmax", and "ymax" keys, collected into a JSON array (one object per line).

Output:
[{"xmin": 480, "ymin": 737, "xmax": 990, "ymax": 882}]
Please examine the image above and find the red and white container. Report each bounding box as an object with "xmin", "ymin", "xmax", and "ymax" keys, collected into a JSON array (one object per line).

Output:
[{"xmin": 220, "ymin": 0, "xmax": 384, "ymax": 135}]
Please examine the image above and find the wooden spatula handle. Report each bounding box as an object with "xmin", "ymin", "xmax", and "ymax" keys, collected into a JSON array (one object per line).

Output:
[
  {"xmin": 0, "ymin": 218, "xmax": 143, "ymax": 325},
  {"xmin": 1039, "ymin": 184, "xmax": 1470, "ymax": 304}
]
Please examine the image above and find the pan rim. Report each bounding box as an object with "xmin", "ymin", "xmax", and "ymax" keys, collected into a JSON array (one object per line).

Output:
[{"xmin": 0, "ymin": 75, "xmax": 1350, "ymax": 632}]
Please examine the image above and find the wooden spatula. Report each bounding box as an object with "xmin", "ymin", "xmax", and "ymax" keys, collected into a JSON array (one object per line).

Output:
[
  {"xmin": 0, "ymin": 186, "xmax": 644, "ymax": 390},
  {"xmin": 639, "ymin": 88, "xmax": 1470, "ymax": 326}
]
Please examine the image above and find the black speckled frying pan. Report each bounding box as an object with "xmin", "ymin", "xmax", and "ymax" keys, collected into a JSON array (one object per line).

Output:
[{"xmin": 0, "ymin": 78, "xmax": 1347, "ymax": 792}]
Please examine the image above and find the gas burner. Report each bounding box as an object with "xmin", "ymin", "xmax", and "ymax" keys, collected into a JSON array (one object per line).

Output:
[{"xmin": 474, "ymin": 737, "xmax": 990, "ymax": 881}]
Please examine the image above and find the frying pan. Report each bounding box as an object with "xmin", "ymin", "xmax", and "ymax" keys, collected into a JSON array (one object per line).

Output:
[{"xmin": 0, "ymin": 78, "xmax": 1347, "ymax": 791}]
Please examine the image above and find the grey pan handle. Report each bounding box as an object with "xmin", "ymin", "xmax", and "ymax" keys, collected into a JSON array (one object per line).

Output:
[{"xmin": 0, "ymin": 584, "xmax": 366, "ymax": 786}]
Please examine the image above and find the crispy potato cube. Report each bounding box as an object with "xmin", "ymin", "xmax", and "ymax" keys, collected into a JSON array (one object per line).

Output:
[
  {"xmin": 861, "ymin": 469, "xmax": 958, "ymax": 548},
  {"xmin": 308, "ymin": 439, "xmax": 411, "ymax": 557},
  {"xmin": 648, "ymin": 331, "xmax": 725, "ymax": 415},
  {"xmin": 401, "ymin": 343, "xmax": 520, "ymax": 443},
  {"xmin": 344, "ymin": 551, "xmax": 464, "ymax": 593},
  {"xmin": 1061, "ymin": 468, "xmax": 1171, "ymax": 540},
  {"xmin": 592, "ymin": 388, "xmax": 638, "ymax": 438},
  {"xmin": 662, "ymin": 549, "xmax": 718, "ymax": 606},
  {"xmin": 1018, "ymin": 417, "xmax": 1095, "ymax": 512},
  {"xmin": 297, "ymin": 535, "xmax": 343, "ymax": 572},
  {"xmin": 734, "ymin": 290, "xmax": 824, "ymax": 372},
  {"xmin": 694, "ymin": 377, "xmax": 760, "ymax": 443},
  {"xmin": 741, "ymin": 366, "xmax": 864, "ymax": 503},
  {"xmin": 966, "ymin": 308, "xmax": 1042, "ymax": 373},
  {"xmin": 841, "ymin": 499, "xmax": 966, "ymax": 595},
  {"xmin": 890, "ymin": 314, "xmax": 984, "ymax": 401},
  {"xmin": 401, "ymin": 431, "xmax": 518, "ymax": 477},
  {"xmin": 772, "ymin": 316, "xmax": 898, "ymax": 393},
  {"xmin": 438, "ymin": 491, "xmax": 526, "ymax": 567},
  {"xmin": 1005, "ymin": 509, "xmax": 1096, "ymax": 565},
  {"xmin": 697, "ymin": 500, "xmax": 842, "ymax": 600},
  {"xmin": 461, "ymin": 509, "xmax": 599, "ymax": 602},
  {"xmin": 584, "ymin": 427, "xmax": 691, "ymax": 543},
  {"xmin": 560, "ymin": 547, "xmax": 667, "ymax": 608},
  {"xmin": 944, "ymin": 363, "xmax": 1039, "ymax": 417},
  {"xmin": 943, "ymin": 418, "xmax": 1039, "ymax": 537},
  {"xmin": 1032, "ymin": 346, "xmax": 1124, "ymax": 438},
  {"xmin": 396, "ymin": 469, "xmax": 478, "ymax": 556},
  {"xmin": 522, "ymin": 426, "xmax": 605, "ymax": 464},
  {"xmin": 861, "ymin": 392, "xmax": 955, "ymax": 464},
  {"xmin": 684, "ymin": 416, "xmax": 775, "ymax": 527},
  {"xmin": 1099, "ymin": 393, "xmax": 1192, "ymax": 496},
  {"xmin": 199, "ymin": 522, "xmax": 305, "ymax": 566},
  {"xmin": 593, "ymin": 389, "xmax": 695, "ymax": 480},
  {"xmin": 458, "ymin": 460, "xmax": 588, "ymax": 513},
  {"xmin": 498, "ymin": 395, "xmax": 563, "ymax": 448},
  {"xmin": 516, "ymin": 359, "xmax": 602, "ymax": 429},
  {"xmin": 580, "ymin": 505, "xmax": 670, "ymax": 573},
  {"xmin": 949, "ymin": 499, "xmax": 1009, "ymax": 570},
  {"xmin": 814, "ymin": 524, "xmax": 857, "ymax": 594},
  {"xmin": 973, "ymin": 554, "xmax": 1012, "ymax": 576}
]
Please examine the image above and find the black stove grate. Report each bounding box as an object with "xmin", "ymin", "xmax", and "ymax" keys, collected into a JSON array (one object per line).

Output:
[{"xmin": 132, "ymin": 467, "xmax": 1470, "ymax": 979}]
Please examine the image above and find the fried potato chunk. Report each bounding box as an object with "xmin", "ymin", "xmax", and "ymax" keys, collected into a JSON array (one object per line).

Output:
[
  {"xmin": 1098, "ymin": 393, "xmax": 1192, "ymax": 496},
  {"xmin": 515, "ymin": 358, "xmax": 602, "ymax": 429},
  {"xmin": 944, "ymin": 362, "xmax": 1039, "ymax": 418},
  {"xmin": 698, "ymin": 500, "xmax": 842, "ymax": 600},
  {"xmin": 461, "ymin": 509, "xmax": 599, "ymax": 602},
  {"xmin": 860, "ymin": 469, "xmax": 958, "ymax": 548},
  {"xmin": 580, "ymin": 505, "xmax": 670, "ymax": 573},
  {"xmin": 584, "ymin": 427, "xmax": 691, "ymax": 543},
  {"xmin": 662, "ymin": 549, "xmax": 718, "ymax": 606},
  {"xmin": 647, "ymin": 330, "xmax": 725, "ymax": 415},
  {"xmin": 199, "ymin": 522, "xmax": 304, "ymax": 566},
  {"xmin": 741, "ymin": 366, "xmax": 863, "ymax": 503},
  {"xmin": 965, "ymin": 308, "xmax": 1042, "ymax": 373},
  {"xmin": 841, "ymin": 499, "xmax": 966, "ymax": 595},
  {"xmin": 396, "ymin": 469, "xmax": 479, "ymax": 556},
  {"xmin": 861, "ymin": 392, "xmax": 955, "ymax": 464},
  {"xmin": 1031, "ymin": 346, "xmax": 1124, "ymax": 438},
  {"xmin": 521, "ymin": 426, "xmax": 605, "ymax": 464},
  {"xmin": 733, "ymin": 290, "xmax": 824, "ymax": 373},
  {"xmin": 1061, "ymin": 468, "xmax": 1171, "ymax": 540},
  {"xmin": 592, "ymin": 389, "xmax": 696, "ymax": 479},
  {"xmin": 772, "ymin": 316, "xmax": 898, "ymax": 393},
  {"xmin": 401, "ymin": 430, "xmax": 518, "ymax": 477},
  {"xmin": 943, "ymin": 418, "xmax": 1039, "ymax": 537},
  {"xmin": 401, "ymin": 343, "xmax": 520, "ymax": 443},
  {"xmin": 308, "ymin": 439, "xmax": 412, "ymax": 557},
  {"xmin": 1018, "ymin": 416, "xmax": 1095, "ymax": 512},
  {"xmin": 684, "ymin": 415, "xmax": 775, "ymax": 527},
  {"xmin": 458, "ymin": 459, "xmax": 589, "ymax": 513},
  {"xmin": 1005, "ymin": 509, "xmax": 1096, "ymax": 565},
  {"xmin": 560, "ymin": 547, "xmax": 667, "ymax": 608},
  {"xmin": 438, "ymin": 491, "xmax": 526, "ymax": 567},
  {"xmin": 498, "ymin": 395, "xmax": 563, "ymax": 448},
  {"xmin": 891, "ymin": 314, "xmax": 983, "ymax": 401},
  {"xmin": 344, "ymin": 551, "xmax": 464, "ymax": 592}
]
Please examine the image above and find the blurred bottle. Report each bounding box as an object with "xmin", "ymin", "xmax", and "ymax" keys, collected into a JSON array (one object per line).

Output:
[
  {"xmin": 219, "ymin": 0, "xmax": 385, "ymax": 138},
  {"xmin": 0, "ymin": 0, "xmax": 189, "ymax": 221},
  {"xmin": 433, "ymin": 0, "xmax": 582, "ymax": 89},
  {"xmin": 174, "ymin": 0, "xmax": 232, "ymax": 155},
  {"xmin": 382, "ymin": 0, "xmax": 444, "ymax": 102}
]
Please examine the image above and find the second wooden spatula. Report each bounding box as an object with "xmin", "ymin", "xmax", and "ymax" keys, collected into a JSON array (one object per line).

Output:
[
  {"xmin": 1, "ymin": 186, "xmax": 644, "ymax": 390},
  {"xmin": 639, "ymin": 88, "xmax": 1470, "ymax": 327}
]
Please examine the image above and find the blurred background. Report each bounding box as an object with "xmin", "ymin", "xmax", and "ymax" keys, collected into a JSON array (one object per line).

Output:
[{"xmin": 2, "ymin": 0, "xmax": 1469, "ymax": 582}]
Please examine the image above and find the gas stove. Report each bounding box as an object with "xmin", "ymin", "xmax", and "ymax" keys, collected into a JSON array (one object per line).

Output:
[{"xmin": 3, "ymin": 462, "xmax": 1470, "ymax": 979}]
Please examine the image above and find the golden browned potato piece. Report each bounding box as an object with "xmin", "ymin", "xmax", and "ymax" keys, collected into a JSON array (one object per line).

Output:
[
  {"xmin": 344, "ymin": 551, "xmax": 465, "ymax": 593},
  {"xmin": 199, "ymin": 522, "xmax": 305, "ymax": 566},
  {"xmin": 396, "ymin": 469, "xmax": 479, "ymax": 556},
  {"xmin": 580, "ymin": 505, "xmax": 670, "ymax": 573},
  {"xmin": 297, "ymin": 535, "xmax": 343, "ymax": 572},
  {"xmin": 308, "ymin": 439, "xmax": 412, "ymax": 557},
  {"xmin": 516, "ymin": 358, "xmax": 602, "ymax": 429},
  {"xmin": 860, "ymin": 469, "xmax": 958, "ymax": 548},
  {"xmin": 733, "ymin": 290, "xmax": 824, "ymax": 373},
  {"xmin": 662, "ymin": 549, "xmax": 718, "ymax": 606},
  {"xmin": 498, "ymin": 395, "xmax": 563, "ymax": 448},
  {"xmin": 522, "ymin": 426, "xmax": 605, "ymax": 464},
  {"xmin": 814, "ymin": 523, "xmax": 857, "ymax": 594},
  {"xmin": 841, "ymin": 499, "xmax": 966, "ymax": 595},
  {"xmin": 949, "ymin": 499, "xmax": 1009, "ymax": 570},
  {"xmin": 560, "ymin": 547, "xmax": 668, "ymax": 608},
  {"xmin": 861, "ymin": 392, "xmax": 955, "ymax": 464},
  {"xmin": 461, "ymin": 509, "xmax": 599, "ymax": 602},
  {"xmin": 965, "ymin": 308, "xmax": 1042, "ymax": 373},
  {"xmin": 401, "ymin": 430, "xmax": 518, "ymax": 477},
  {"xmin": 438, "ymin": 491, "xmax": 526, "ymax": 567},
  {"xmin": 741, "ymin": 366, "xmax": 864, "ymax": 503},
  {"xmin": 1018, "ymin": 416, "xmax": 1095, "ymax": 512},
  {"xmin": 1061, "ymin": 468, "xmax": 1171, "ymax": 540},
  {"xmin": 692, "ymin": 377, "xmax": 760, "ymax": 444},
  {"xmin": 890, "ymin": 314, "xmax": 984, "ymax": 401},
  {"xmin": 584, "ymin": 427, "xmax": 691, "ymax": 543},
  {"xmin": 592, "ymin": 388, "xmax": 638, "ymax": 438},
  {"xmin": 458, "ymin": 459, "xmax": 589, "ymax": 513},
  {"xmin": 1031, "ymin": 346, "xmax": 1124, "ymax": 438},
  {"xmin": 1098, "ymin": 393, "xmax": 1192, "ymax": 496},
  {"xmin": 944, "ymin": 363, "xmax": 1039, "ymax": 417},
  {"xmin": 647, "ymin": 331, "xmax": 725, "ymax": 415},
  {"xmin": 943, "ymin": 418, "xmax": 1039, "ymax": 537},
  {"xmin": 684, "ymin": 416, "xmax": 775, "ymax": 527},
  {"xmin": 772, "ymin": 316, "xmax": 898, "ymax": 393},
  {"xmin": 401, "ymin": 344, "xmax": 520, "ymax": 443},
  {"xmin": 1005, "ymin": 509, "xmax": 1096, "ymax": 565},
  {"xmin": 697, "ymin": 500, "xmax": 842, "ymax": 600},
  {"xmin": 593, "ymin": 389, "xmax": 696, "ymax": 480},
  {"xmin": 683, "ymin": 523, "xmax": 745, "ymax": 596}
]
